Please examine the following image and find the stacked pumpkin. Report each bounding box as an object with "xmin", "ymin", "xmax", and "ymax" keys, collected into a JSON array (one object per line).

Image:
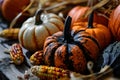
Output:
[
  {"xmin": 1, "ymin": 1, "xmax": 120, "ymax": 79},
  {"xmin": 1, "ymin": 3, "xmax": 112, "ymax": 74},
  {"xmin": 39, "ymin": 10, "xmax": 111, "ymax": 74},
  {"xmin": 71, "ymin": 12, "xmax": 111, "ymax": 50},
  {"xmin": 13, "ymin": 3, "xmax": 120, "ymax": 76}
]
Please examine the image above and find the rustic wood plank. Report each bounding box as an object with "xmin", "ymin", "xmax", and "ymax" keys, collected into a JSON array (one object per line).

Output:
[
  {"xmin": 0, "ymin": 42, "xmax": 24, "ymax": 79},
  {"xmin": 0, "ymin": 41, "xmax": 39, "ymax": 80},
  {"xmin": 0, "ymin": 37, "xmax": 38, "ymax": 80},
  {"xmin": 0, "ymin": 11, "xmax": 40, "ymax": 80}
]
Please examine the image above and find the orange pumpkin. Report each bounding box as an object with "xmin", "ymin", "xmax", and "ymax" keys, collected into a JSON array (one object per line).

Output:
[
  {"xmin": 108, "ymin": 5, "xmax": 120, "ymax": 41},
  {"xmin": 68, "ymin": 6, "xmax": 89, "ymax": 25},
  {"xmin": 1, "ymin": 0, "xmax": 30, "ymax": 22},
  {"xmin": 72, "ymin": 11, "xmax": 111, "ymax": 50},
  {"xmin": 43, "ymin": 16, "xmax": 100, "ymax": 74},
  {"xmin": 68, "ymin": 6, "xmax": 108, "ymax": 27}
]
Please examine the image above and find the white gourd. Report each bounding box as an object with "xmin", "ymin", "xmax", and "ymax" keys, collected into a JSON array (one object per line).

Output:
[{"xmin": 19, "ymin": 10, "xmax": 64, "ymax": 51}]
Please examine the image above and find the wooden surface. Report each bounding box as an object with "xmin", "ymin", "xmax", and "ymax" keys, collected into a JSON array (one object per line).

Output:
[
  {"xmin": 0, "ymin": 13, "xmax": 39, "ymax": 80},
  {"xmin": 0, "ymin": 35, "xmax": 41, "ymax": 80},
  {"xmin": 0, "ymin": 38, "xmax": 38, "ymax": 80}
]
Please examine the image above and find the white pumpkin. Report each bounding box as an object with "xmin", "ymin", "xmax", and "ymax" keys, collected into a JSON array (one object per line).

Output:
[{"xmin": 19, "ymin": 10, "xmax": 64, "ymax": 51}]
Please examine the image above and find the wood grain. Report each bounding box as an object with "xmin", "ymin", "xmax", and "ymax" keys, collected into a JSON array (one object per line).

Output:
[{"xmin": 0, "ymin": 13, "xmax": 39, "ymax": 79}]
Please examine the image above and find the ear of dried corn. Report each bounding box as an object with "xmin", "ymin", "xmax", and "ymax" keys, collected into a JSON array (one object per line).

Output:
[
  {"xmin": 0, "ymin": 28, "xmax": 20, "ymax": 39},
  {"xmin": 10, "ymin": 43, "xmax": 24, "ymax": 65},
  {"xmin": 30, "ymin": 50, "xmax": 44, "ymax": 65},
  {"xmin": 31, "ymin": 65, "xmax": 70, "ymax": 80}
]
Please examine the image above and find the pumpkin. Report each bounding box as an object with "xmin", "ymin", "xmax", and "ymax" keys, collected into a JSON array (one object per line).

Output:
[
  {"xmin": 68, "ymin": 6, "xmax": 108, "ymax": 26},
  {"xmin": 43, "ymin": 16, "xmax": 100, "ymax": 74},
  {"xmin": 19, "ymin": 9, "xmax": 64, "ymax": 52},
  {"xmin": 108, "ymin": 5, "xmax": 120, "ymax": 41},
  {"xmin": 1, "ymin": 0, "xmax": 30, "ymax": 22},
  {"xmin": 72, "ymin": 11, "xmax": 111, "ymax": 50}
]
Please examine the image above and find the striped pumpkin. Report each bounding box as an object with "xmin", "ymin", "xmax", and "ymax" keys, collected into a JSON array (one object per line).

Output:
[
  {"xmin": 43, "ymin": 16, "xmax": 100, "ymax": 74},
  {"xmin": 19, "ymin": 9, "xmax": 64, "ymax": 52}
]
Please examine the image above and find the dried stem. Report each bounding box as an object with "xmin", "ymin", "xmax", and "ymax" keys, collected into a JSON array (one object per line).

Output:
[
  {"xmin": 9, "ymin": 0, "xmax": 34, "ymax": 29},
  {"xmin": 84, "ymin": 0, "xmax": 110, "ymax": 18},
  {"xmin": 63, "ymin": 16, "xmax": 72, "ymax": 43},
  {"xmin": 44, "ymin": 0, "xmax": 88, "ymax": 11}
]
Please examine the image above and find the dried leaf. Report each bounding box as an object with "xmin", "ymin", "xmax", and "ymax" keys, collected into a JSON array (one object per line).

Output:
[
  {"xmin": 100, "ymin": 41, "xmax": 120, "ymax": 77},
  {"xmin": 102, "ymin": 41, "xmax": 120, "ymax": 67}
]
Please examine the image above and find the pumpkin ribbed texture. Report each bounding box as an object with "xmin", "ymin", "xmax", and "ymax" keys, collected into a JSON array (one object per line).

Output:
[
  {"xmin": 72, "ymin": 11, "xmax": 111, "ymax": 50},
  {"xmin": 43, "ymin": 31, "xmax": 100, "ymax": 73},
  {"xmin": 72, "ymin": 22, "xmax": 111, "ymax": 50},
  {"xmin": 19, "ymin": 13, "xmax": 64, "ymax": 51},
  {"xmin": 43, "ymin": 16, "xmax": 100, "ymax": 74}
]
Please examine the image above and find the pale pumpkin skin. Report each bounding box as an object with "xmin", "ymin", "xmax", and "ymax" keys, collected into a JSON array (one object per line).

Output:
[{"xmin": 19, "ymin": 13, "xmax": 64, "ymax": 52}]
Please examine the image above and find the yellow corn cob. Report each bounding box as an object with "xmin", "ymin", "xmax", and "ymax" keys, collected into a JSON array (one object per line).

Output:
[
  {"xmin": 0, "ymin": 28, "xmax": 20, "ymax": 39},
  {"xmin": 31, "ymin": 65, "xmax": 70, "ymax": 80},
  {"xmin": 30, "ymin": 50, "xmax": 44, "ymax": 65},
  {"xmin": 10, "ymin": 43, "xmax": 24, "ymax": 65}
]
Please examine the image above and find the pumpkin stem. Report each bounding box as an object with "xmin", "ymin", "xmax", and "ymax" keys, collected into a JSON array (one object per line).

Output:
[
  {"xmin": 63, "ymin": 16, "xmax": 72, "ymax": 43},
  {"xmin": 88, "ymin": 11, "xmax": 94, "ymax": 28},
  {"xmin": 35, "ymin": 9, "xmax": 43, "ymax": 25}
]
